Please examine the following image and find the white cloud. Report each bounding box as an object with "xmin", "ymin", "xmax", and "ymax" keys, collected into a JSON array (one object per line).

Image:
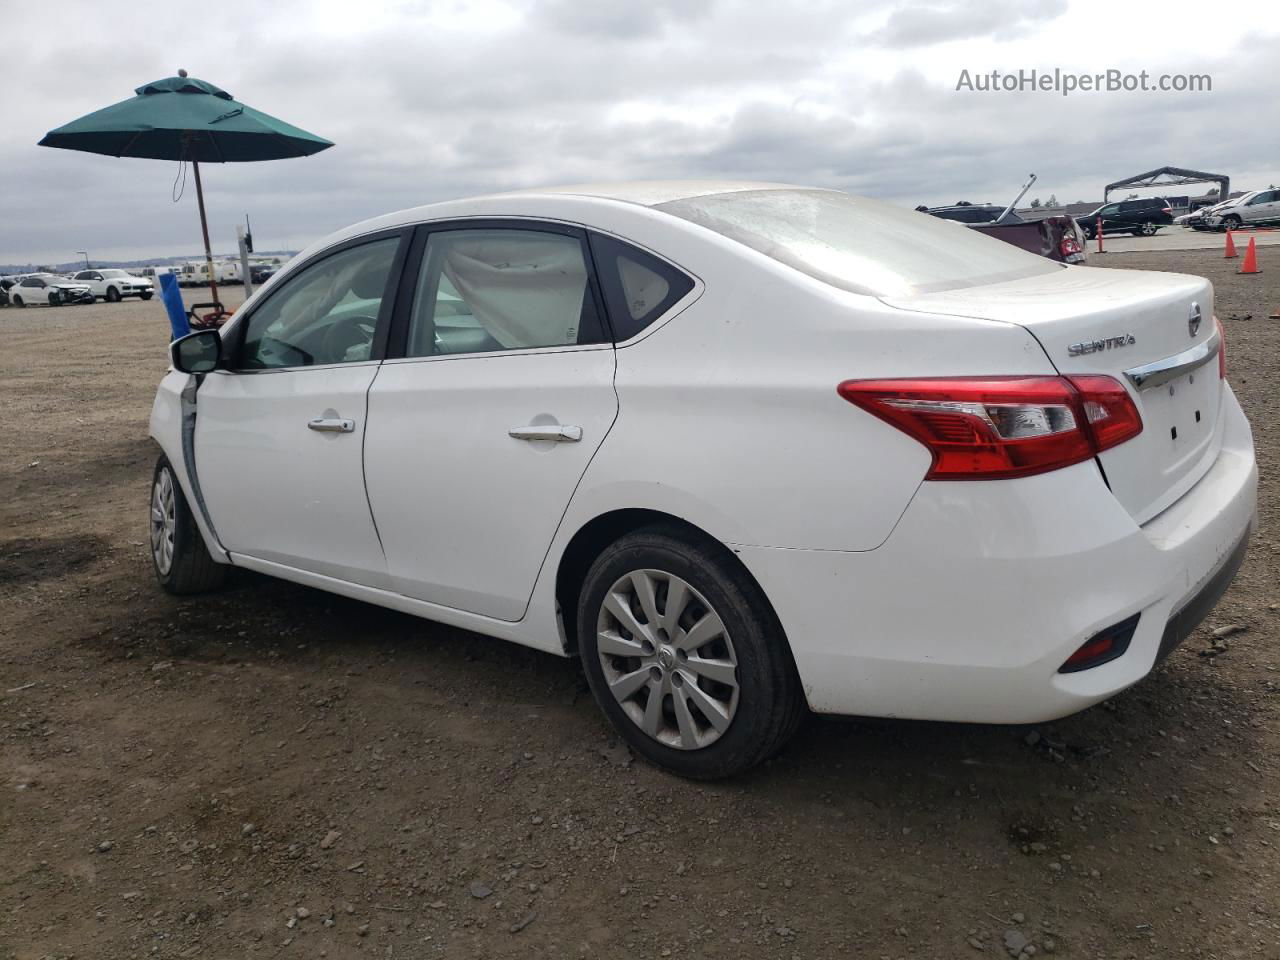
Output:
[{"xmin": 0, "ymin": 0, "xmax": 1276, "ymax": 265}]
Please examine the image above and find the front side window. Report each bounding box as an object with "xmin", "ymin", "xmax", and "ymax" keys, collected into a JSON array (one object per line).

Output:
[
  {"xmin": 239, "ymin": 238, "xmax": 399, "ymax": 370},
  {"xmin": 406, "ymin": 228, "xmax": 605, "ymax": 358},
  {"xmin": 22, "ymin": 278, "xmax": 43, "ymax": 288},
  {"xmin": 589, "ymin": 233, "xmax": 694, "ymax": 341}
]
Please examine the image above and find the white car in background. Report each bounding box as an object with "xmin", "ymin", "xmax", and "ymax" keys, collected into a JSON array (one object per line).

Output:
[
  {"xmin": 8, "ymin": 273, "xmax": 94, "ymax": 306},
  {"xmin": 73, "ymin": 268, "xmax": 154, "ymax": 302},
  {"xmin": 150, "ymin": 181, "xmax": 1257, "ymax": 779},
  {"xmin": 1206, "ymin": 188, "xmax": 1280, "ymax": 231}
]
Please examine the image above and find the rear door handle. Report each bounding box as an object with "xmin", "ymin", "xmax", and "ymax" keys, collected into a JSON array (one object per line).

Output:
[
  {"xmin": 508, "ymin": 424, "xmax": 583, "ymax": 443},
  {"xmin": 308, "ymin": 417, "xmax": 355, "ymax": 433}
]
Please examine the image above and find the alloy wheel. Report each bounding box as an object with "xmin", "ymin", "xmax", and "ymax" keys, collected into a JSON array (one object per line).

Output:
[
  {"xmin": 150, "ymin": 468, "xmax": 177, "ymax": 575},
  {"xmin": 596, "ymin": 569, "xmax": 739, "ymax": 750}
]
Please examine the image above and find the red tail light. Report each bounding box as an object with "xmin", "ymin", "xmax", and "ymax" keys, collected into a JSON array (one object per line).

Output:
[
  {"xmin": 1216, "ymin": 317, "xmax": 1226, "ymax": 379},
  {"xmin": 837, "ymin": 376, "xmax": 1143, "ymax": 480},
  {"xmin": 1059, "ymin": 234, "xmax": 1083, "ymax": 258}
]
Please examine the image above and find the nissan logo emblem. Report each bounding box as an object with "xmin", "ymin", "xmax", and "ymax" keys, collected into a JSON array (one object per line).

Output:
[{"xmin": 1188, "ymin": 302, "xmax": 1202, "ymax": 338}]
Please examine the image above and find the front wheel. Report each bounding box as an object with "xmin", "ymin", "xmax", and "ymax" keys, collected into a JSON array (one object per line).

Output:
[
  {"xmin": 1137, "ymin": 221, "xmax": 1158, "ymax": 236},
  {"xmin": 140, "ymin": 292, "xmax": 153, "ymax": 300},
  {"xmin": 1222, "ymin": 215, "xmax": 1243, "ymax": 232},
  {"xmin": 578, "ymin": 527, "xmax": 805, "ymax": 779},
  {"xmin": 105, "ymin": 286, "xmax": 121, "ymax": 302},
  {"xmin": 150, "ymin": 456, "xmax": 227, "ymax": 594},
  {"xmin": 48, "ymin": 291, "xmax": 62, "ymax": 306},
  {"xmin": 12, "ymin": 295, "xmax": 24, "ymax": 307}
]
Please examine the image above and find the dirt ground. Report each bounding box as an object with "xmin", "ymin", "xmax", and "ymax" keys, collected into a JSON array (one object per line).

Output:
[{"xmin": 2, "ymin": 255, "xmax": 1278, "ymax": 960}]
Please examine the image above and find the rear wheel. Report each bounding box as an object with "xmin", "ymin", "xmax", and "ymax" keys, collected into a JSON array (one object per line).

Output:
[
  {"xmin": 106, "ymin": 286, "xmax": 121, "ymax": 302},
  {"xmin": 1137, "ymin": 221, "xmax": 1157, "ymax": 236},
  {"xmin": 578, "ymin": 527, "xmax": 805, "ymax": 779},
  {"xmin": 150, "ymin": 455, "xmax": 227, "ymax": 594}
]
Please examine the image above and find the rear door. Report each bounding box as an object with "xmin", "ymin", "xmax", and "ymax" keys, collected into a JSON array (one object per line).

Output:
[
  {"xmin": 194, "ymin": 231, "xmax": 408, "ymax": 587},
  {"xmin": 363, "ymin": 222, "xmax": 619, "ymax": 621},
  {"xmin": 1243, "ymin": 190, "xmax": 1279, "ymax": 225}
]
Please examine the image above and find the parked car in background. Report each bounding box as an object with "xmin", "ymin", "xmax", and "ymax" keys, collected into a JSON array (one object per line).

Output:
[
  {"xmin": 73, "ymin": 268, "xmax": 154, "ymax": 302},
  {"xmin": 1207, "ymin": 189, "xmax": 1280, "ymax": 231},
  {"xmin": 179, "ymin": 260, "xmax": 241, "ymax": 286},
  {"xmin": 0, "ymin": 278, "xmax": 12, "ymax": 308},
  {"xmin": 922, "ymin": 203, "xmax": 1086, "ymax": 263},
  {"xmin": 140, "ymin": 265, "xmax": 181, "ymax": 284},
  {"xmin": 1076, "ymin": 197, "xmax": 1173, "ymax": 238},
  {"xmin": 7, "ymin": 273, "xmax": 94, "ymax": 306},
  {"xmin": 1176, "ymin": 197, "xmax": 1236, "ymax": 231},
  {"xmin": 152, "ymin": 181, "xmax": 1255, "ymax": 779},
  {"xmin": 249, "ymin": 263, "xmax": 278, "ymax": 284}
]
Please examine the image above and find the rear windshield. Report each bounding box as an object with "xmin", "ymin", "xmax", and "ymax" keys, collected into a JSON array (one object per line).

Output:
[{"xmin": 655, "ymin": 188, "xmax": 1059, "ymax": 297}]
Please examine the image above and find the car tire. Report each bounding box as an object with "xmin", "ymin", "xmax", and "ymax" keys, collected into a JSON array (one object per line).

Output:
[
  {"xmin": 1137, "ymin": 222, "xmax": 1158, "ymax": 237},
  {"xmin": 140, "ymin": 292, "xmax": 154, "ymax": 300},
  {"xmin": 577, "ymin": 526, "xmax": 805, "ymax": 779},
  {"xmin": 150, "ymin": 455, "xmax": 227, "ymax": 595},
  {"xmin": 105, "ymin": 286, "xmax": 121, "ymax": 302},
  {"xmin": 49, "ymin": 291, "xmax": 62, "ymax": 306},
  {"xmin": 1222, "ymin": 215, "xmax": 1243, "ymax": 232},
  {"xmin": 13, "ymin": 295, "xmax": 24, "ymax": 307}
]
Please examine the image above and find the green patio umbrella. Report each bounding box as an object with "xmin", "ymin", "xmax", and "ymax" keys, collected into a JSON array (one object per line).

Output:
[{"xmin": 39, "ymin": 70, "xmax": 333, "ymax": 309}]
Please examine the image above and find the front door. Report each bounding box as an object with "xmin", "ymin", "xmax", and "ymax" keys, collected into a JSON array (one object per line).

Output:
[
  {"xmin": 194, "ymin": 233, "xmax": 405, "ymax": 587},
  {"xmin": 363, "ymin": 224, "xmax": 619, "ymax": 621}
]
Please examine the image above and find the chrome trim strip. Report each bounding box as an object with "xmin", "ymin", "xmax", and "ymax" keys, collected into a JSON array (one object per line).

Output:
[{"xmin": 1124, "ymin": 330, "xmax": 1221, "ymax": 390}]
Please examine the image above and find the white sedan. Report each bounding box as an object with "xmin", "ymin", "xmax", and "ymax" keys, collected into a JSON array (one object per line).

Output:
[
  {"xmin": 8, "ymin": 273, "xmax": 94, "ymax": 306},
  {"xmin": 151, "ymin": 181, "xmax": 1257, "ymax": 779}
]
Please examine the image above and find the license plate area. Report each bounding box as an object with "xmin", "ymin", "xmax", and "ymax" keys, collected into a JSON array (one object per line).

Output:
[{"xmin": 1135, "ymin": 370, "xmax": 1219, "ymax": 466}]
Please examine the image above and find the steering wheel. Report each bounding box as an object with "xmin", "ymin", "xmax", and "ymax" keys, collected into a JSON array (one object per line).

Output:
[{"xmin": 320, "ymin": 316, "xmax": 378, "ymax": 363}]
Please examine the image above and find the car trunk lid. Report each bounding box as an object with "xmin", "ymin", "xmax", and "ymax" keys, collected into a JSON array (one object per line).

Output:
[{"xmin": 883, "ymin": 266, "xmax": 1223, "ymax": 524}]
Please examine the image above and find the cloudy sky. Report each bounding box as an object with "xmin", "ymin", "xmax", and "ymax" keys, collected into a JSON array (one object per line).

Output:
[{"xmin": 2, "ymin": 0, "xmax": 1276, "ymax": 265}]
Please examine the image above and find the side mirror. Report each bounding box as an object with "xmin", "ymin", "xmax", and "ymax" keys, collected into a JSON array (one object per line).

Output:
[{"xmin": 171, "ymin": 330, "xmax": 222, "ymax": 374}]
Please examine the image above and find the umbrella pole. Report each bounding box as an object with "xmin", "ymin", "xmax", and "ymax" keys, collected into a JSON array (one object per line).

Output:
[{"xmin": 191, "ymin": 159, "xmax": 221, "ymax": 309}]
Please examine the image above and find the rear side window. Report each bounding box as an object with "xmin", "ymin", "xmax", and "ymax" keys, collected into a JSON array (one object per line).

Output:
[
  {"xmin": 589, "ymin": 233, "xmax": 695, "ymax": 341},
  {"xmin": 406, "ymin": 228, "xmax": 607, "ymax": 358}
]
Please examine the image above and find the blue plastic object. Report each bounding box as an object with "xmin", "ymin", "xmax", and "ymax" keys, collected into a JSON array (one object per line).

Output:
[{"xmin": 160, "ymin": 273, "xmax": 190, "ymax": 341}]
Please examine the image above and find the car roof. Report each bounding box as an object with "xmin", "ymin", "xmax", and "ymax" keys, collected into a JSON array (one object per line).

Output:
[
  {"xmin": 488, "ymin": 180, "xmax": 824, "ymax": 207},
  {"xmin": 298, "ymin": 180, "xmax": 841, "ymax": 267}
]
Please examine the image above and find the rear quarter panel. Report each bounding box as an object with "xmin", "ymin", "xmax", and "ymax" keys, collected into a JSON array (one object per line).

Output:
[{"xmin": 559, "ymin": 220, "xmax": 1060, "ymax": 552}]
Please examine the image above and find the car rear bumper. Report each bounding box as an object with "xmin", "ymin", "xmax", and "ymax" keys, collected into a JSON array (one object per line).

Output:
[{"xmin": 734, "ymin": 386, "xmax": 1257, "ymax": 723}]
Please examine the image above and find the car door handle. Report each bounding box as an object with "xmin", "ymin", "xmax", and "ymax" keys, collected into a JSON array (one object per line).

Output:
[
  {"xmin": 508, "ymin": 424, "xmax": 583, "ymax": 443},
  {"xmin": 308, "ymin": 417, "xmax": 355, "ymax": 433}
]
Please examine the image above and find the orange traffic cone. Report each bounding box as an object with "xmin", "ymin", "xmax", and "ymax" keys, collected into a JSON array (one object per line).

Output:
[
  {"xmin": 1224, "ymin": 230, "xmax": 1237, "ymax": 258},
  {"xmin": 1238, "ymin": 237, "xmax": 1261, "ymax": 274}
]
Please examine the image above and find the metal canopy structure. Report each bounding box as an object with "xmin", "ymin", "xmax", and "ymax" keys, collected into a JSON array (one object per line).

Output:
[{"xmin": 1104, "ymin": 166, "xmax": 1229, "ymax": 202}]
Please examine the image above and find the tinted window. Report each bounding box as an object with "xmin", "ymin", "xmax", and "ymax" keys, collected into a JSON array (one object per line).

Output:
[
  {"xmin": 406, "ymin": 228, "xmax": 605, "ymax": 358},
  {"xmin": 589, "ymin": 233, "xmax": 695, "ymax": 341},
  {"xmin": 21, "ymin": 278, "xmax": 43, "ymax": 287},
  {"xmin": 1098, "ymin": 205, "xmax": 1119, "ymax": 215},
  {"xmin": 239, "ymin": 238, "xmax": 399, "ymax": 370},
  {"xmin": 657, "ymin": 189, "xmax": 1056, "ymax": 297},
  {"xmin": 74, "ymin": 271, "xmax": 90, "ymax": 280}
]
